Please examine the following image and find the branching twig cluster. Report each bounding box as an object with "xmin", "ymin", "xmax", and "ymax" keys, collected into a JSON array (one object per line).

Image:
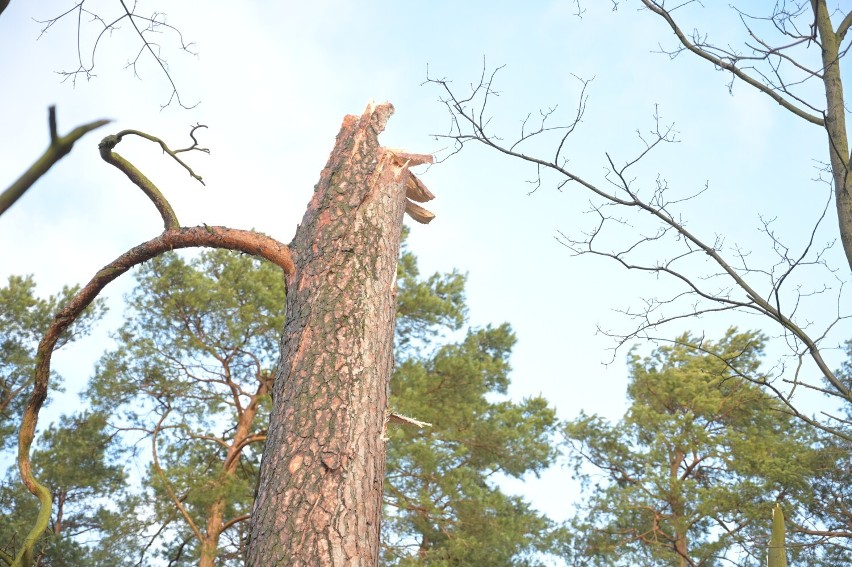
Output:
[
  {"xmin": 98, "ymin": 124, "xmax": 209, "ymax": 230},
  {"xmin": 620, "ymin": 1, "xmax": 852, "ymax": 269},
  {"xmin": 36, "ymin": 0, "xmax": 198, "ymax": 109}
]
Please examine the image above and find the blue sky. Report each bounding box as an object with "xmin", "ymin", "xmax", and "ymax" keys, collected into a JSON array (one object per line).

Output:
[{"xmin": 2, "ymin": 1, "xmax": 849, "ymax": 526}]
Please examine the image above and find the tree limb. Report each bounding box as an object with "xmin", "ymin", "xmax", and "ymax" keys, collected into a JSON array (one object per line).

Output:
[
  {"xmin": 98, "ymin": 125, "xmax": 208, "ymax": 230},
  {"xmin": 0, "ymin": 107, "xmax": 110, "ymax": 217},
  {"xmin": 837, "ymin": 10, "xmax": 852, "ymax": 42},
  {"xmin": 640, "ymin": 0, "xmax": 825, "ymax": 126},
  {"xmin": 221, "ymin": 514, "xmax": 250, "ymax": 533}
]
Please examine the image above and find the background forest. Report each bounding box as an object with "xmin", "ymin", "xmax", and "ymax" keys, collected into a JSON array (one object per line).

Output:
[{"xmin": 2, "ymin": 1, "xmax": 852, "ymax": 566}]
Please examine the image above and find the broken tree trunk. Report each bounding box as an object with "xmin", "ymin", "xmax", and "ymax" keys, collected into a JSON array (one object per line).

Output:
[{"xmin": 245, "ymin": 102, "xmax": 433, "ymax": 565}]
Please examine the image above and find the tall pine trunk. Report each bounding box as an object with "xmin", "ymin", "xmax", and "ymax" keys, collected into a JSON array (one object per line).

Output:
[{"xmin": 246, "ymin": 102, "xmax": 412, "ymax": 565}]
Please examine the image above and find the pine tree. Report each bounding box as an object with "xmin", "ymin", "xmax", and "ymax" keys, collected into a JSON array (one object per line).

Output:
[
  {"xmin": 563, "ymin": 329, "xmax": 832, "ymax": 566},
  {"xmin": 69, "ymin": 236, "xmax": 561, "ymax": 565},
  {"xmin": 0, "ymin": 275, "xmax": 105, "ymax": 450},
  {"xmin": 0, "ymin": 412, "xmax": 133, "ymax": 565},
  {"xmin": 85, "ymin": 249, "xmax": 285, "ymax": 566},
  {"xmin": 0, "ymin": 275, "xmax": 107, "ymax": 564},
  {"xmin": 382, "ymin": 235, "xmax": 560, "ymax": 565}
]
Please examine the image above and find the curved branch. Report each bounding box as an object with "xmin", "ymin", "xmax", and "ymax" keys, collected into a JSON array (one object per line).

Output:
[
  {"xmin": 14, "ymin": 227, "xmax": 293, "ymax": 565},
  {"xmin": 221, "ymin": 513, "xmax": 251, "ymax": 534},
  {"xmin": 98, "ymin": 140, "xmax": 179, "ymax": 230},
  {"xmin": 837, "ymin": 10, "xmax": 852, "ymax": 43},
  {"xmin": 227, "ymin": 433, "xmax": 267, "ymax": 465},
  {"xmin": 98, "ymin": 125, "xmax": 208, "ymax": 230},
  {"xmin": 1, "ymin": 107, "xmax": 110, "ymax": 217}
]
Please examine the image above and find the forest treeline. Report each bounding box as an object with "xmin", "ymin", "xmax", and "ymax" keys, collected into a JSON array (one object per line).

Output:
[{"xmin": 2, "ymin": 236, "xmax": 850, "ymax": 566}]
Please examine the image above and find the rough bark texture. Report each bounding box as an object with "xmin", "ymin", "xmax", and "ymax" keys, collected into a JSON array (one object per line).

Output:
[{"xmin": 246, "ymin": 103, "xmax": 411, "ymax": 565}]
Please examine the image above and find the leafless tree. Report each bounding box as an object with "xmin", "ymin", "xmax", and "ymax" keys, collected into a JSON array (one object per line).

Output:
[{"xmin": 427, "ymin": 1, "xmax": 852, "ymax": 440}]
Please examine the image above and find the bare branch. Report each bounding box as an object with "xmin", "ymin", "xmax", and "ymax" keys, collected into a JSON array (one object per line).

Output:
[
  {"xmin": 36, "ymin": 1, "xmax": 198, "ymax": 109},
  {"xmin": 98, "ymin": 125, "xmax": 208, "ymax": 230},
  {"xmin": 117, "ymin": 0, "xmax": 197, "ymax": 109},
  {"xmin": 837, "ymin": 10, "xmax": 852, "ymax": 42},
  {"xmin": 640, "ymin": 0, "xmax": 825, "ymax": 125}
]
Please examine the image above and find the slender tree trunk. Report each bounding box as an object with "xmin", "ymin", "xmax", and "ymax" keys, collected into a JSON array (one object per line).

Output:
[
  {"xmin": 675, "ymin": 536, "xmax": 688, "ymax": 567},
  {"xmin": 198, "ymin": 377, "xmax": 269, "ymax": 567},
  {"xmin": 669, "ymin": 449, "xmax": 691, "ymax": 567},
  {"xmin": 198, "ymin": 519, "xmax": 221, "ymax": 567},
  {"xmin": 53, "ymin": 492, "xmax": 64, "ymax": 535},
  {"xmin": 814, "ymin": 0, "xmax": 852, "ymax": 271},
  {"xmin": 246, "ymin": 102, "xmax": 410, "ymax": 565}
]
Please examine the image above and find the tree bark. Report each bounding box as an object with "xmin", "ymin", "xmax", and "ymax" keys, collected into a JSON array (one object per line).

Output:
[
  {"xmin": 198, "ymin": 525, "xmax": 220, "ymax": 567},
  {"xmin": 246, "ymin": 102, "xmax": 411, "ymax": 565},
  {"xmin": 814, "ymin": 1, "xmax": 852, "ymax": 271},
  {"xmin": 669, "ymin": 449, "xmax": 691, "ymax": 567},
  {"xmin": 198, "ymin": 376, "xmax": 268, "ymax": 567}
]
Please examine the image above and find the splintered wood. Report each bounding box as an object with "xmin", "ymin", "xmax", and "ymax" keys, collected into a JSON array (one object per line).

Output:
[{"xmin": 386, "ymin": 148, "xmax": 436, "ymax": 224}]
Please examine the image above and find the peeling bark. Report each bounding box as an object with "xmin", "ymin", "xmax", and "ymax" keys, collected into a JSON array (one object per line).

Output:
[{"xmin": 247, "ymin": 102, "xmax": 422, "ymax": 565}]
